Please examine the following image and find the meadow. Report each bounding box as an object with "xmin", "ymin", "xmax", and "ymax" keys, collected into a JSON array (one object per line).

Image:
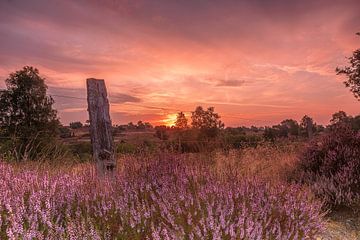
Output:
[{"xmin": 0, "ymin": 143, "xmax": 331, "ymax": 240}]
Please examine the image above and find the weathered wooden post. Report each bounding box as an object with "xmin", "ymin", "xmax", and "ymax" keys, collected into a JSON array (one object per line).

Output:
[{"xmin": 86, "ymin": 78, "xmax": 115, "ymax": 175}]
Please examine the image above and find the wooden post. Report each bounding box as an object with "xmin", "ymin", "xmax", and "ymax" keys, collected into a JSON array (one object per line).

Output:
[{"xmin": 86, "ymin": 78, "xmax": 115, "ymax": 175}]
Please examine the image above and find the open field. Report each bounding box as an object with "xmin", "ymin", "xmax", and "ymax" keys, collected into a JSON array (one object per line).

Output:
[{"xmin": 1, "ymin": 143, "xmax": 359, "ymax": 239}]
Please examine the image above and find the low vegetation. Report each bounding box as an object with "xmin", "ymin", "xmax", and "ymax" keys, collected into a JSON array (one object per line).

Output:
[
  {"xmin": 0, "ymin": 153, "xmax": 324, "ymax": 239},
  {"xmin": 293, "ymin": 124, "xmax": 360, "ymax": 208}
]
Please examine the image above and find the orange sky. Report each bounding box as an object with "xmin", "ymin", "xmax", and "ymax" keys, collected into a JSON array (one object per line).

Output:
[{"xmin": 0, "ymin": 0, "xmax": 359, "ymax": 127}]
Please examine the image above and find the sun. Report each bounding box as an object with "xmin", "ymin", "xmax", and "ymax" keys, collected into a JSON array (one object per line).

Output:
[{"xmin": 161, "ymin": 113, "xmax": 178, "ymax": 127}]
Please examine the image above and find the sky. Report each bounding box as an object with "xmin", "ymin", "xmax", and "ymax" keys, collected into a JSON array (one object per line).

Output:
[{"xmin": 0, "ymin": 0, "xmax": 359, "ymax": 127}]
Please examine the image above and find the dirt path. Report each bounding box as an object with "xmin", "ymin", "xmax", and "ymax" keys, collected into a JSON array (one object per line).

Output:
[{"xmin": 319, "ymin": 208, "xmax": 360, "ymax": 240}]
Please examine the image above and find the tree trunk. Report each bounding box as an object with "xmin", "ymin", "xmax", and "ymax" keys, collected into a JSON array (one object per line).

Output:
[{"xmin": 86, "ymin": 78, "xmax": 115, "ymax": 176}]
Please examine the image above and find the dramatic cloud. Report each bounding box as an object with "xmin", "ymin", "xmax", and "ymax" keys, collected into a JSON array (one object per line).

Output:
[{"xmin": 0, "ymin": 0, "xmax": 359, "ymax": 126}]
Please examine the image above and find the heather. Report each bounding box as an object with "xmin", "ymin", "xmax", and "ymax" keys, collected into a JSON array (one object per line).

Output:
[
  {"xmin": 293, "ymin": 125, "xmax": 360, "ymax": 208},
  {"xmin": 0, "ymin": 153, "xmax": 324, "ymax": 239}
]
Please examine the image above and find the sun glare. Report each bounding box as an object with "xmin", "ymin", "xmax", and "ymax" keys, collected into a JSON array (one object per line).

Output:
[{"xmin": 162, "ymin": 113, "xmax": 178, "ymax": 127}]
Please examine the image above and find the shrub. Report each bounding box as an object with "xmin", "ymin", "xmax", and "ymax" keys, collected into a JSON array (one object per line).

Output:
[
  {"xmin": 224, "ymin": 134, "xmax": 262, "ymax": 149},
  {"xmin": 59, "ymin": 126, "xmax": 72, "ymax": 138},
  {"xmin": 116, "ymin": 142, "xmax": 137, "ymax": 154},
  {"xmin": 69, "ymin": 121, "xmax": 83, "ymax": 129},
  {"xmin": 69, "ymin": 142, "xmax": 92, "ymax": 162},
  {"xmin": 293, "ymin": 124, "xmax": 360, "ymax": 208}
]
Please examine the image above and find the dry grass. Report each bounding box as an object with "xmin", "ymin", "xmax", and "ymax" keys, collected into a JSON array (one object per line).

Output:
[{"xmin": 211, "ymin": 142, "xmax": 302, "ymax": 182}]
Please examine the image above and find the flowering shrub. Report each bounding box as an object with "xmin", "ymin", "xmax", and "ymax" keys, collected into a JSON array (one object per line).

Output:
[
  {"xmin": 0, "ymin": 155, "xmax": 324, "ymax": 239},
  {"xmin": 294, "ymin": 125, "xmax": 360, "ymax": 207}
]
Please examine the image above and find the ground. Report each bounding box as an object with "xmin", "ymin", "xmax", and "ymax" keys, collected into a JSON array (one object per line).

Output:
[{"xmin": 320, "ymin": 207, "xmax": 360, "ymax": 240}]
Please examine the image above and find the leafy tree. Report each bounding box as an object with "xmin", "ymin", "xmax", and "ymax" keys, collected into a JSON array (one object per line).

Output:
[
  {"xmin": 336, "ymin": 33, "xmax": 360, "ymax": 100},
  {"xmin": 330, "ymin": 111, "xmax": 350, "ymax": 125},
  {"xmin": 191, "ymin": 106, "xmax": 224, "ymax": 139},
  {"xmin": 300, "ymin": 115, "xmax": 315, "ymax": 138},
  {"xmin": 144, "ymin": 122, "xmax": 153, "ymax": 129},
  {"xmin": 175, "ymin": 112, "xmax": 188, "ymax": 129},
  {"xmin": 137, "ymin": 120, "xmax": 145, "ymax": 130},
  {"xmin": 69, "ymin": 121, "xmax": 83, "ymax": 129},
  {"xmin": 280, "ymin": 119, "xmax": 299, "ymax": 137},
  {"xmin": 352, "ymin": 115, "xmax": 360, "ymax": 131},
  {"xmin": 264, "ymin": 127, "xmax": 277, "ymax": 141},
  {"xmin": 0, "ymin": 66, "xmax": 59, "ymax": 160}
]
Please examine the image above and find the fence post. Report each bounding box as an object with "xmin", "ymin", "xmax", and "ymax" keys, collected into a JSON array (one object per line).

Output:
[{"xmin": 86, "ymin": 78, "xmax": 115, "ymax": 175}]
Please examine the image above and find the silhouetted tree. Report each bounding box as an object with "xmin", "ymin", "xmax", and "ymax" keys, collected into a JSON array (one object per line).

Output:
[
  {"xmin": 330, "ymin": 111, "xmax": 350, "ymax": 125},
  {"xmin": 175, "ymin": 112, "xmax": 188, "ymax": 129},
  {"xmin": 0, "ymin": 66, "xmax": 59, "ymax": 160},
  {"xmin": 191, "ymin": 106, "xmax": 224, "ymax": 139},
  {"xmin": 336, "ymin": 33, "xmax": 360, "ymax": 100},
  {"xmin": 300, "ymin": 115, "xmax": 315, "ymax": 138},
  {"xmin": 264, "ymin": 127, "xmax": 277, "ymax": 141},
  {"xmin": 69, "ymin": 121, "xmax": 83, "ymax": 129},
  {"xmin": 280, "ymin": 119, "xmax": 299, "ymax": 137},
  {"xmin": 137, "ymin": 120, "xmax": 145, "ymax": 130}
]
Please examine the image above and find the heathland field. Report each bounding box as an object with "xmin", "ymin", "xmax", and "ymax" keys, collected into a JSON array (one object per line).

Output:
[{"xmin": 1, "ymin": 140, "xmax": 360, "ymax": 239}]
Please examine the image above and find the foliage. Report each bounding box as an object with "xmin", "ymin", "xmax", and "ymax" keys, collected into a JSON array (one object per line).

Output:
[
  {"xmin": 264, "ymin": 116, "xmax": 324, "ymax": 141},
  {"xmin": 328, "ymin": 111, "xmax": 360, "ymax": 131},
  {"xmin": 330, "ymin": 111, "xmax": 350, "ymax": 125},
  {"xmin": 136, "ymin": 121, "xmax": 153, "ymax": 130},
  {"xmin": 59, "ymin": 126, "xmax": 72, "ymax": 138},
  {"xmin": 300, "ymin": 115, "xmax": 315, "ymax": 138},
  {"xmin": 154, "ymin": 125, "xmax": 169, "ymax": 140},
  {"xmin": 0, "ymin": 66, "xmax": 59, "ymax": 160},
  {"xmin": 224, "ymin": 134, "xmax": 262, "ymax": 149},
  {"xmin": 280, "ymin": 119, "xmax": 300, "ymax": 136},
  {"xmin": 191, "ymin": 106, "xmax": 224, "ymax": 139},
  {"xmin": 175, "ymin": 111, "xmax": 188, "ymax": 129},
  {"xmin": 68, "ymin": 142, "xmax": 92, "ymax": 162},
  {"xmin": 69, "ymin": 121, "xmax": 83, "ymax": 129},
  {"xmin": 336, "ymin": 33, "xmax": 360, "ymax": 100},
  {"xmin": 293, "ymin": 124, "xmax": 360, "ymax": 208},
  {"xmin": 121, "ymin": 121, "xmax": 153, "ymax": 131},
  {"xmin": 116, "ymin": 142, "xmax": 137, "ymax": 154},
  {"xmin": 0, "ymin": 154, "xmax": 324, "ymax": 239}
]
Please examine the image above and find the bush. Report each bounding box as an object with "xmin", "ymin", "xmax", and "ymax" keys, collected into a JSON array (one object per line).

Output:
[
  {"xmin": 293, "ymin": 124, "xmax": 360, "ymax": 208},
  {"xmin": 69, "ymin": 121, "xmax": 83, "ymax": 129},
  {"xmin": 116, "ymin": 142, "xmax": 137, "ymax": 154},
  {"xmin": 69, "ymin": 142, "xmax": 92, "ymax": 162},
  {"xmin": 224, "ymin": 134, "xmax": 262, "ymax": 149},
  {"xmin": 59, "ymin": 126, "xmax": 72, "ymax": 138}
]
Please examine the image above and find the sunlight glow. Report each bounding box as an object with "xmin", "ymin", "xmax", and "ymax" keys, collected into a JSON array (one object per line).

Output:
[{"xmin": 161, "ymin": 113, "xmax": 178, "ymax": 127}]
